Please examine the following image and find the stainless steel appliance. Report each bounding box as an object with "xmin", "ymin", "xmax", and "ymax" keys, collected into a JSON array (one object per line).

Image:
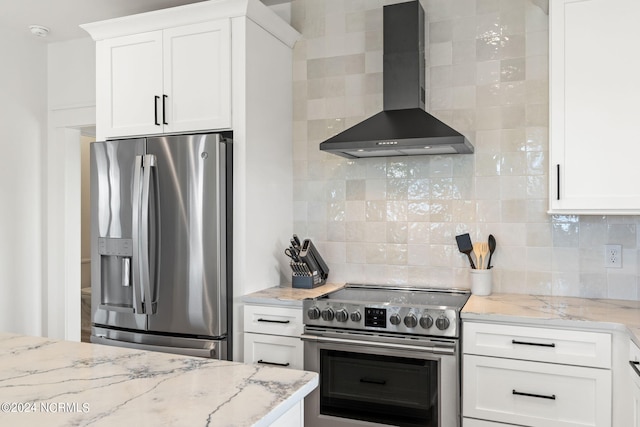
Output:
[
  {"xmin": 90, "ymin": 133, "xmax": 232, "ymax": 359},
  {"xmin": 302, "ymin": 284, "xmax": 470, "ymax": 427}
]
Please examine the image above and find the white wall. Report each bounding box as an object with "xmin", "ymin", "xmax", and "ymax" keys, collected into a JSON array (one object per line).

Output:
[
  {"xmin": 46, "ymin": 37, "xmax": 96, "ymax": 340},
  {"xmin": 0, "ymin": 27, "xmax": 47, "ymax": 336},
  {"xmin": 48, "ymin": 38, "xmax": 96, "ymax": 110}
]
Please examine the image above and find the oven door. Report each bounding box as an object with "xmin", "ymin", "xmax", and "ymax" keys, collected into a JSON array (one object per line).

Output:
[{"xmin": 302, "ymin": 331, "xmax": 459, "ymax": 427}]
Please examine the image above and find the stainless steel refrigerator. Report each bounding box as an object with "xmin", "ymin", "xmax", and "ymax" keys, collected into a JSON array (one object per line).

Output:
[{"xmin": 90, "ymin": 133, "xmax": 232, "ymax": 360}]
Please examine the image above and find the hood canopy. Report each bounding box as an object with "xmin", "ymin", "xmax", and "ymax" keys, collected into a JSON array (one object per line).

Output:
[{"xmin": 319, "ymin": 0, "xmax": 473, "ymax": 158}]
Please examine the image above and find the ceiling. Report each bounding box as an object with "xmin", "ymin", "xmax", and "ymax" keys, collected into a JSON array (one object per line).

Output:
[
  {"xmin": 0, "ymin": 0, "xmax": 215, "ymax": 43},
  {"xmin": 1, "ymin": 0, "xmax": 546, "ymax": 44}
]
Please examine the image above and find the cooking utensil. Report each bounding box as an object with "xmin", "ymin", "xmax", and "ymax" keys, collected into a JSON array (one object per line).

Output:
[
  {"xmin": 455, "ymin": 233, "xmax": 476, "ymax": 269},
  {"xmin": 285, "ymin": 247, "xmax": 300, "ymax": 262},
  {"xmin": 473, "ymin": 242, "xmax": 489, "ymax": 269},
  {"xmin": 487, "ymin": 234, "xmax": 496, "ymax": 268},
  {"xmin": 472, "ymin": 242, "xmax": 483, "ymax": 269}
]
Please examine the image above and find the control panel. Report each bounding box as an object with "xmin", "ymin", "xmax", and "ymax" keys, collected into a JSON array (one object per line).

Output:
[{"xmin": 303, "ymin": 300, "xmax": 460, "ymax": 338}]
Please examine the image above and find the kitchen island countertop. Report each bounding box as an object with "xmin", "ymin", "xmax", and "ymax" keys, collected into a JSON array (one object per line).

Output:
[
  {"xmin": 462, "ymin": 293, "xmax": 640, "ymax": 346},
  {"xmin": 0, "ymin": 332, "xmax": 317, "ymax": 426}
]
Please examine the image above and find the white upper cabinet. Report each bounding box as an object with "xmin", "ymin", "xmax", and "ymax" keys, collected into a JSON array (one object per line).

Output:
[
  {"xmin": 549, "ymin": 0, "xmax": 640, "ymax": 214},
  {"xmin": 162, "ymin": 21, "xmax": 231, "ymax": 134},
  {"xmin": 98, "ymin": 31, "xmax": 163, "ymax": 138},
  {"xmin": 95, "ymin": 20, "xmax": 230, "ymax": 139}
]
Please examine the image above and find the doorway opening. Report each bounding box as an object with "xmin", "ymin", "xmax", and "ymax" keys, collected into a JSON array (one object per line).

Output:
[{"xmin": 80, "ymin": 128, "xmax": 95, "ymax": 342}]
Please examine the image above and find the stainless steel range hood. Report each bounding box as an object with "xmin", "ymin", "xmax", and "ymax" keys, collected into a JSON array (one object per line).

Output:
[{"xmin": 319, "ymin": 0, "xmax": 474, "ymax": 158}]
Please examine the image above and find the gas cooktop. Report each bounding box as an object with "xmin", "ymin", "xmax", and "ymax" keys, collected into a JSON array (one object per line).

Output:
[{"xmin": 303, "ymin": 284, "xmax": 470, "ymax": 338}]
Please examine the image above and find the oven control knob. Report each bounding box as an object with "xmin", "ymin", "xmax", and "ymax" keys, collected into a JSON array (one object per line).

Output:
[
  {"xmin": 335, "ymin": 308, "xmax": 349, "ymax": 322},
  {"xmin": 435, "ymin": 315, "xmax": 450, "ymax": 330},
  {"xmin": 389, "ymin": 313, "xmax": 401, "ymax": 326},
  {"xmin": 307, "ymin": 306, "xmax": 321, "ymax": 320},
  {"xmin": 420, "ymin": 315, "xmax": 433, "ymax": 329},
  {"xmin": 350, "ymin": 310, "xmax": 362, "ymax": 322},
  {"xmin": 321, "ymin": 307, "xmax": 335, "ymax": 321},
  {"xmin": 403, "ymin": 313, "xmax": 418, "ymax": 328}
]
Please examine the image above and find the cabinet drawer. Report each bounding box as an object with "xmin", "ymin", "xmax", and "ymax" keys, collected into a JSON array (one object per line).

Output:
[
  {"xmin": 463, "ymin": 355, "xmax": 611, "ymax": 427},
  {"xmin": 243, "ymin": 333, "xmax": 303, "ymax": 370},
  {"xmin": 463, "ymin": 322, "xmax": 611, "ymax": 368},
  {"xmin": 244, "ymin": 305, "xmax": 303, "ymax": 336}
]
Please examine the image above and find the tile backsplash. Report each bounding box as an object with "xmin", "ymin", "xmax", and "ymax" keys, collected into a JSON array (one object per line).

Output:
[{"xmin": 289, "ymin": 0, "xmax": 640, "ymax": 300}]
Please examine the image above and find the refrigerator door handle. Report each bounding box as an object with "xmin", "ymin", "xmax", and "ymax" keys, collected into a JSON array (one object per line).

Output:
[
  {"xmin": 140, "ymin": 154, "xmax": 157, "ymax": 315},
  {"xmin": 131, "ymin": 155, "xmax": 145, "ymax": 314}
]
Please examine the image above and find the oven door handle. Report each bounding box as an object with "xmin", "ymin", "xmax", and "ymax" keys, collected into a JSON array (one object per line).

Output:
[{"xmin": 300, "ymin": 334, "xmax": 455, "ymax": 355}]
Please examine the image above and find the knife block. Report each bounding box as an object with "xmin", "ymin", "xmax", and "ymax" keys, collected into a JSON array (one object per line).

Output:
[{"xmin": 292, "ymin": 274, "xmax": 325, "ymax": 289}]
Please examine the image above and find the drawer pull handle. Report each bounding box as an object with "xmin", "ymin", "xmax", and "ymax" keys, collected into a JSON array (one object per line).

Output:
[
  {"xmin": 512, "ymin": 339, "xmax": 555, "ymax": 348},
  {"xmin": 257, "ymin": 360, "xmax": 290, "ymax": 367},
  {"xmin": 512, "ymin": 390, "xmax": 556, "ymax": 400},
  {"xmin": 631, "ymin": 361, "xmax": 640, "ymax": 378},
  {"xmin": 257, "ymin": 318, "xmax": 291, "ymax": 324},
  {"xmin": 360, "ymin": 377, "xmax": 387, "ymax": 386}
]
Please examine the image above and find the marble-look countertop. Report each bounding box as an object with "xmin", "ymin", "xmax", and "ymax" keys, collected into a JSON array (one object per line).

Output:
[
  {"xmin": 243, "ymin": 283, "xmax": 344, "ymax": 306},
  {"xmin": 0, "ymin": 332, "xmax": 317, "ymax": 426},
  {"xmin": 462, "ymin": 293, "xmax": 640, "ymax": 346}
]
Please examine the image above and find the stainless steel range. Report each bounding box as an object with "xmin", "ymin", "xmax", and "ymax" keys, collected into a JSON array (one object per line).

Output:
[{"xmin": 302, "ymin": 284, "xmax": 470, "ymax": 427}]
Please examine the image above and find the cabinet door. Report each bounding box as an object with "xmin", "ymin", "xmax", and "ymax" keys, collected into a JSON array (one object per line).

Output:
[
  {"xmin": 549, "ymin": 0, "xmax": 640, "ymax": 214},
  {"xmin": 163, "ymin": 20, "xmax": 231, "ymax": 133},
  {"xmin": 97, "ymin": 31, "xmax": 163, "ymax": 139}
]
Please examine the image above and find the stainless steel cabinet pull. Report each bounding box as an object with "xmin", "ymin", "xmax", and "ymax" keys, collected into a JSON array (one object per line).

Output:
[
  {"xmin": 257, "ymin": 318, "xmax": 290, "ymax": 324},
  {"xmin": 631, "ymin": 360, "xmax": 640, "ymax": 377},
  {"xmin": 512, "ymin": 339, "xmax": 555, "ymax": 348},
  {"xmin": 512, "ymin": 390, "xmax": 556, "ymax": 400},
  {"xmin": 257, "ymin": 360, "xmax": 290, "ymax": 367},
  {"xmin": 360, "ymin": 377, "xmax": 386, "ymax": 385}
]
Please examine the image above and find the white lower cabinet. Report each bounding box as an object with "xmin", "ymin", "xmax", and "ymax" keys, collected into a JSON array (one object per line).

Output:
[
  {"xmin": 463, "ymin": 321, "xmax": 612, "ymax": 427},
  {"xmin": 269, "ymin": 401, "xmax": 303, "ymax": 427},
  {"xmin": 243, "ymin": 304, "xmax": 303, "ymax": 370}
]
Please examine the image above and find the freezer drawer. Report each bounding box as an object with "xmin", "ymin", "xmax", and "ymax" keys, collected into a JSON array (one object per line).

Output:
[
  {"xmin": 92, "ymin": 326, "xmax": 226, "ymax": 359},
  {"xmin": 463, "ymin": 354, "xmax": 611, "ymax": 427}
]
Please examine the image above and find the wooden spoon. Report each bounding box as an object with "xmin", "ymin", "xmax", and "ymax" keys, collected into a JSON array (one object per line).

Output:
[
  {"xmin": 472, "ymin": 242, "xmax": 484, "ymax": 270},
  {"xmin": 473, "ymin": 242, "xmax": 490, "ymax": 269}
]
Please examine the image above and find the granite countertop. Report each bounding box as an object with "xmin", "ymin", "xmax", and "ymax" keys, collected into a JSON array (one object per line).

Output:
[
  {"xmin": 243, "ymin": 283, "xmax": 345, "ymax": 306},
  {"xmin": 0, "ymin": 332, "xmax": 317, "ymax": 426},
  {"xmin": 462, "ymin": 293, "xmax": 640, "ymax": 346}
]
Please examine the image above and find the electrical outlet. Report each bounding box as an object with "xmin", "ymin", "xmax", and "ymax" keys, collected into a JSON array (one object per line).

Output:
[{"xmin": 604, "ymin": 244, "xmax": 622, "ymax": 268}]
